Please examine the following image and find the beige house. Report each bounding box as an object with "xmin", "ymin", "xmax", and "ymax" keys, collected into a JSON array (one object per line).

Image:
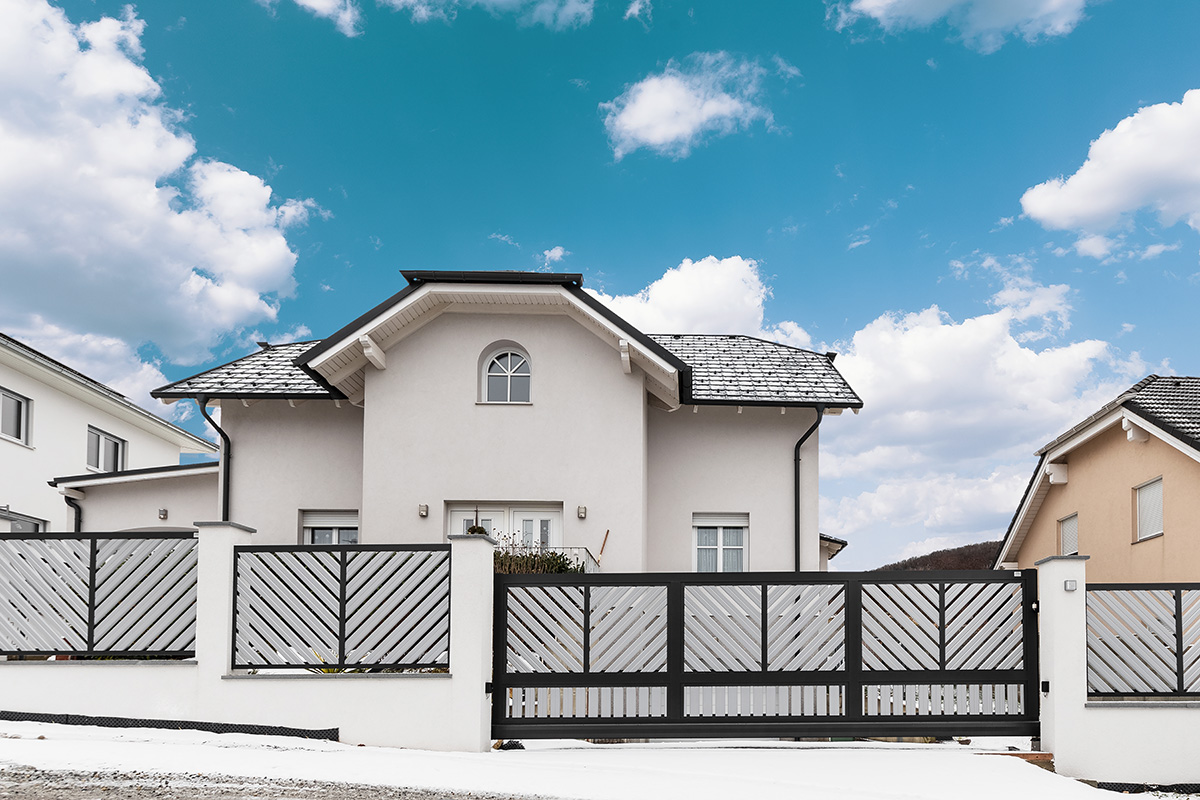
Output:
[{"xmin": 994, "ymin": 375, "xmax": 1200, "ymax": 582}]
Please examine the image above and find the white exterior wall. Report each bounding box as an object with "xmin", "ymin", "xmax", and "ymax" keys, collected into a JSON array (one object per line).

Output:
[
  {"xmin": 1038, "ymin": 556, "xmax": 1200, "ymax": 784},
  {"xmin": 360, "ymin": 312, "xmax": 650, "ymax": 571},
  {"xmin": 646, "ymin": 406, "xmax": 820, "ymax": 572},
  {"xmin": 0, "ymin": 359, "xmax": 188, "ymax": 532},
  {"xmin": 76, "ymin": 472, "xmax": 218, "ymax": 532},
  {"xmin": 221, "ymin": 400, "xmax": 364, "ymax": 544}
]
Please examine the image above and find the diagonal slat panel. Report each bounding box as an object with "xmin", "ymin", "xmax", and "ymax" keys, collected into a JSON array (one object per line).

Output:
[
  {"xmin": 1087, "ymin": 589, "xmax": 1177, "ymax": 694},
  {"xmin": 344, "ymin": 550, "xmax": 450, "ymax": 666},
  {"xmin": 862, "ymin": 583, "xmax": 939, "ymax": 671},
  {"xmin": 767, "ymin": 584, "xmax": 845, "ymax": 672},
  {"xmin": 1183, "ymin": 590, "xmax": 1200, "ymax": 692},
  {"xmin": 590, "ymin": 586, "xmax": 668, "ymax": 672},
  {"xmin": 945, "ymin": 583, "xmax": 1023, "ymax": 670},
  {"xmin": 0, "ymin": 539, "xmax": 91, "ymax": 651},
  {"xmin": 234, "ymin": 550, "xmax": 340, "ymax": 667},
  {"xmin": 94, "ymin": 538, "xmax": 197, "ymax": 652},
  {"xmin": 507, "ymin": 586, "xmax": 584, "ymax": 673},
  {"xmin": 684, "ymin": 585, "xmax": 761, "ymax": 672}
]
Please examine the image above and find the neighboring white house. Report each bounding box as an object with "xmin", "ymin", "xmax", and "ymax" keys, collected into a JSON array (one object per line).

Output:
[
  {"xmin": 73, "ymin": 271, "xmax": 862, "ymax": 572},
  {"xmin": 0, "ymin": 333, "xmax": 217, "ymax": 533}
]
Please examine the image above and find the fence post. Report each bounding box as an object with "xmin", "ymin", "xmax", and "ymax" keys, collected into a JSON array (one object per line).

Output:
[
  {"xmin": 193, "ymin": 521, "xmax": 255, "ymax": 688},
  {"xmin": 1033, "ymin": 555, "xmax": 1089, "ymax": 770},
  {"xmin": 447, "ymin": 533, "xmax": 496, "ymax": 752}
]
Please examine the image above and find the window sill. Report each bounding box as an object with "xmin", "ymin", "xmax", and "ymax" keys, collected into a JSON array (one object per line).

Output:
[
  {"xmin": 475, "ymin": 401, "xmax": 532, "ymax": 406},
  {"xmin": 1134, "ymin": 531, "xmax": 1164, "ymax": 544},
  {"xmin": 0, "ymin": 436, "xmax": 34, "ymax": 451}
]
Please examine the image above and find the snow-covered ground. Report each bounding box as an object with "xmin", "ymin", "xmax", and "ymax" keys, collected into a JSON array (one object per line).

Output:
[{"xmin": 0, "ymin": 721, "xmax": 1165, "ymax": 799}]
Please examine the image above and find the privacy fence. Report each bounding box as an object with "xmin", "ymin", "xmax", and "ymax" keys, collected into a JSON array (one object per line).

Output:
[
  {"xmin": 1086, "ymin": 583, "xmax": 1200, "ymax": 697},
  {"xmin": 232, "ymin": 544, "xmax": 451, "ymax": 670},
  {"xmin": 0, "ymin": 532, "xmax": 197, "ymax": 657},
  {"xmin": 492, "ymin": 569, "xmax": 1039, "ymax": 739}
]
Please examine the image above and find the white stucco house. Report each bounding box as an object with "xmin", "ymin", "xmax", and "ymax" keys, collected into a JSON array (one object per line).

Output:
[
  {"xmin": 61, "ymin": 271, "xmax": 862, "ymax": 572},
  {"xmin": 0, "ymin": 333, "xmax": 217, "ymax": 533}
]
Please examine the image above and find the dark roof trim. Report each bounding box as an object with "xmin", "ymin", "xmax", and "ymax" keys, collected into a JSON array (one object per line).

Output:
[
  {"xmin": 401, "ymin": 270, "xmax": 583, "ymax": 288},
  {"xmin": 565, "ymin": 285, "xmax": 691, "ymax": 374},
  {"xmin": 49, "ymin": 461, "xmax": 218, "ymax": 487},
  {"xmin": 1125, "ymin": 399, "xmax": 1200, "ymax": 453},
  {"xmin": 686, "ymin": 398, "xmax": 864, "ymax": 410},
  {"xmin": 296, "ymin": 284, "xmax": 421, "ymax": 367}
]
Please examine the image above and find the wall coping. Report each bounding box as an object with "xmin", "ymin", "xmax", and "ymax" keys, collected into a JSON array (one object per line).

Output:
[
  {"xmin": 193, "ymin": 520, "xmax": 257, "ymax": 532},
  {"xmin": 222, "ymin": 671, "xmax": 451, "ymax": 681},
  {"xmin": 447, "ymin": 533, "xmax": 499, "ymax": 545},
  {"xmin": 1085, "ymin": 700, "xmax": 1200, "ymax": 709},
  {"xmin": 1034, "ymin": 554, "xmax": 1091, "ymax": 566}
]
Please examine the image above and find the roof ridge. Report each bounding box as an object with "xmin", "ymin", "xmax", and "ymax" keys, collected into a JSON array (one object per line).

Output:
[{"xmin": 151, "ymin": 340, "xmax": 324, "ymax": 398}]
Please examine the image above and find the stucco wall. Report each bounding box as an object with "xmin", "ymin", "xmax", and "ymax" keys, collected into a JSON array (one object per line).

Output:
[
  {"xmin": 1018, "ymin": 423, "xmax": 1200, "ymax": 582},
  {"xmin": 647, "ymin": 405, "xmax": 820, "ymax": 572},
  {"xmin": 359, "ymin": 311, "xmax": 650, "ymax": 571},
  {"xmin": 1, "ymin": 361, "xmax": 184, "ymax": 532},
  {"xmin": 221, "ymin": 400, "xmax": 364, "ymax": 543},
  {"xmin": 77, "ymin": 472, "xmax": 218, "ymax": 532}
]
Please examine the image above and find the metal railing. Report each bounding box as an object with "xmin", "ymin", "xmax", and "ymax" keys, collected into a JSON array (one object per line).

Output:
[{"xmin": 1087, "ymin": 583, "xmax": 1200, "ymax": 697}]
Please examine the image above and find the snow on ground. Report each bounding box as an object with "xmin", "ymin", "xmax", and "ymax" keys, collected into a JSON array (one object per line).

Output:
[{"xmin": 0, "ymin": 721, "xmax": 1120, "ymax": 799}]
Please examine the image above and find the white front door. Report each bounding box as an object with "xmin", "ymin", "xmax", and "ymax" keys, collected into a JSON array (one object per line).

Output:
[{"xmin": 447, "ymin": 505, "xmax": 562, "ymax": 548}]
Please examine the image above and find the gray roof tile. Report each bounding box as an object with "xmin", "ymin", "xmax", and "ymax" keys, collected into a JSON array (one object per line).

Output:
[
  {"xmin": 649, "ymin": 334, "xmax": 862, "ymax": 407},
  {"xmin": 1125, "ymin": 375, "xmax": 1200, "ymax": 450},
  {"xmin": 153, "ymin": 342, "xmax": 334, "ymax": 398}
]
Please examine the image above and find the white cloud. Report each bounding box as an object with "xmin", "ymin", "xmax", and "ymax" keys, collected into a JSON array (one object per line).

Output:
[
  {"xmin": 0, "ymin": 0, "xmax": 319, "ymax": 412},
  {"xmin": 848, "ymin": 236, "xmax": 871, "ymax": 250},
  {"xmin": 490, "ymin": 232, "xmax": 521, "ymax": 248},
  {"xmin": 268, "ymin": 0, "xmax": 362, "ymax": 35},
  {"xmin": 828, "ymin": 0, "xmax": 1093, "ymax": 53},
  {"xmin": 1139, "ymin": 242, "xmax": 1180, "ymax": 260},
  {"xmin": 587, "ymin": 256, "xmax": 812, "ymax": 348},
  {"xmin": 541, "ymin": 245, "xmax": 570, "ymax": 268},
  {"xmin": 601, "ymin": 52, "xmax": 773, "ymax": 160},
  {"xmin": 992, "ymin": 215, "xmax": 1014, "ymax": 231},
  {"xmin": 1073, "ymin": 233, "xmax": 1114, "ymax": 259},
  {"xmin": 623, "ymin": 0, "xmax": 650, "ymax": 22},
  {"xmin": 772, "ymin": 55, "xmax": 802, "ymax": 81},
  {"xmin": 1022, "ymin": 90, "xmax": 1200, "ymax": 239},
  {"xmin": 379, "ymin": 0, "xmax": 594, "ymax": 29}
]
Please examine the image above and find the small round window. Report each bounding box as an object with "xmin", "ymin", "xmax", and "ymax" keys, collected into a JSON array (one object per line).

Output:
[{"xmin": 485, "ymin": 351, "xmax": 530, "ymax": 403}]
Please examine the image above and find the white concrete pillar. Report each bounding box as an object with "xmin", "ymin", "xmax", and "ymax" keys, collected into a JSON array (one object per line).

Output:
[
  {"xmin": 193, "ymin": 521, "xmax": 255, "ymax": 691},
  {"xmin": 447, "ymin": 533, "xmax": 496, "ymax": 752},
  {"xmin": 1034, "ymin": 554, "xmax": 1089, "ymax": 771}
]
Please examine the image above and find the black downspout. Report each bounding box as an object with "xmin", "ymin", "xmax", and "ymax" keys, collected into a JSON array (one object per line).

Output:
[
  {"xmin": 794, "ymin": 405, "xmax": 825, "ymax": 572},
  {"xmin": 197, "ymin": 395, "xmax": 231, "ymax": 523},
  {"xmin": 64, "ymin": 495, "xmax": 83, "ymax": 532}
]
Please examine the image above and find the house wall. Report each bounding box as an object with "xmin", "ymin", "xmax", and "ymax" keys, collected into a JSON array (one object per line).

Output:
[
  {"xmin": 76, "ymin": 472, "xmax": 218, "ymax": 532},
  {"xmin": 0, "ymin": 358, "xmax": 185, "ymax": 532},
  {"xmin": 646, "ymin": 406, "xmax": 820, "ymax": 572},
  {"xmin": 359, "ymin": 311, "xmax": 650, "ymax": 571},
  {"xmin": 1017, "ymin": 423, "xmax": 1200, "ymax": 582},
  {"xmin": 221, "ymin": 400, "xmax": 364, "ymax": 543}
]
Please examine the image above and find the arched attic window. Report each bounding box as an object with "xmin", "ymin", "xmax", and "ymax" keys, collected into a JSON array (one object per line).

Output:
[{"xmin": 482, "ymin": 347, "xmax": 531, "ymax": 403}]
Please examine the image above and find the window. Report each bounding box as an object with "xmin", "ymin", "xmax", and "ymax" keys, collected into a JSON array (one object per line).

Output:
[
  {"xmin": 86, "ymin": 427, "xmax": 124, "ymax": 472},
  {"xmin": 483, "ymin": 350, "xmax": 531, "ymax": 403},
  {"xmin": 301, "ymin": 510, "xmax": 359, "ymax": 545},
  {"xmin": 1059, "ymin": 513, "xmax": 1078, "ymax": 556},
  {"xmin": 694, "ymin": 513, "xmax": 748, "ymax": 572},
  {"xmin": 447, "ymin": 506, "xmax": 562, "ymax": 548},
  {"xmin": 1, "ymin": 387, "xmax": 28, "ymax": 444},
  {"xmin": 1136, "ymin": 478, "xmax": 1164, "ymax": 541},
  {"xmin": 0, "ymin": 510, "xmax": 43, "ymax": 533}
]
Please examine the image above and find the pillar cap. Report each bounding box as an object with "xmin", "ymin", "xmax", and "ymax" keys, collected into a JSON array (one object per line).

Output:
[{"xmin": 1033, "ymin": 554, "xmax": 1089, "ymax": 566}]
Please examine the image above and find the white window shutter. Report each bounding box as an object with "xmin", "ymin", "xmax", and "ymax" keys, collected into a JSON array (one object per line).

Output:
[
  {"xmin": 1137, "ymin": 479, "xmax": 1164, "ymax": 540},
  {"xmin": 1059, "ymin": 514, "xmax": 1078, "ymax": 556},
  {"xmin": 301, "ymin": 510, "xmax": 359, "ymax": 528}
]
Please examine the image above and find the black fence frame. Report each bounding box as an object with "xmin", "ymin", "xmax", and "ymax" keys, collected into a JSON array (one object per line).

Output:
[
  {"xmin": 1087, "ymin": 581, "xmax": 1200, "ymax": 699},
  {"xmin": 231, "ymin": 543, "xmax": 452, "ymax": 671},
  {"xmin": 0, "ymin": 531, "xmax": 197, "ymax": 659},
  {"xmin": 492, "ymin": 569, "xmax": 1039, "ymax": 739}
]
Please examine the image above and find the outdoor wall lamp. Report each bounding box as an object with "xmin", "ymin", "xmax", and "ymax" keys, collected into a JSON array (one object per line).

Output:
[
  {"xmin": 157, "ymin": 509, "xmax": 168, "ymax": 520},
  {"xmin": 418, "ymin": 504, "xmax": 429, "ymax": 518},
  {"xmin": 1064, "ymin": 579, "xmax": 1077, "ymax": 592},
  {"xmin": 577, "ymin": 506, "xmax": 587, "ymax": 519}
]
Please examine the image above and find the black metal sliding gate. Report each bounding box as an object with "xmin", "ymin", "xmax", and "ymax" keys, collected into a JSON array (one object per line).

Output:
[{"xmin": 492, "ymin": 569, "xmax": 1038, "ymax": 739}]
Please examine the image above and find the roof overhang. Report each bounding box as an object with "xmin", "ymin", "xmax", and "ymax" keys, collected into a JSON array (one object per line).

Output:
[
  {"xmin": 1, "ymin": 339, "xmax": 216, "ymax": 455},
  {"xmin": 298, "ymin": 280, "xmax": 687, "ymax": 408},
  {"xmin": 49, "ymin": 462, "xmax": 219, "ymax": 490},
  {"xmin": 819, "ymin": 533, "xmax": 848, "ymax": 560},
  {"xmin": 993, "ymin": 405, "xmax": 1200, "ymax": 568}
]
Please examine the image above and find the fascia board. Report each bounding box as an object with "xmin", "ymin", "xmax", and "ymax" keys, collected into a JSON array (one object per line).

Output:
[
  {"xmin": 52, "ymin": 464, "xmax": 219, "ymax": 489},
  {"xmin": 1041, "ymin": 409, "xmax": 1125, "ymax": 463},
  {"xmin": 306, "ymin": 283, "xmax": 438, "ymax": 375},
  {"xmin": 1123, "ymin": 409, "xmax": 1200, "ymax": 465},
  {"xmin": 994, "ymin": 463, "xmax": 1050, "ymax": 568},
  {"xmin": 0, "ymin": 347, "xmax": 216, "ymax": 454}
]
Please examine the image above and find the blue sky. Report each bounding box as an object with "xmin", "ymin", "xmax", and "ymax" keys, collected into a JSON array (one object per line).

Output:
[{"xmin": 3, "ymin": 0, "xmax": 1200, "ymax": 567}]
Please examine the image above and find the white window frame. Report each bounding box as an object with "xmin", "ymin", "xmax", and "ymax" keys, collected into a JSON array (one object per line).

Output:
[
  {"xmin": 447, "ymin": 504, "xmax": 562, "ymax": 548},
  {"xmin": 693, "ymin": 513, "xmax": 749, "ymax": 573},
  {"xmin": 1, "ymin": 386, "xmax": 30, "ymax": 446},
  {"xmin": 1058, "ymin": 513, "xmax": 1079, "ymax": 556},
  {"xmin": 0, "ymin": 509, "xmax": 44, "ymax": 533},
  {"xmin": 86, "ymin": 426, "xmax": 125, "ymax": 472},
  {"xmin": 1135, "ymin": 477, "xmax": 1164, "ymax": 542},
  {"xmin": 480, "ymin": 347, "xmax": 531, "ymax": 404},
  {"xmin": 300, "ymin": 510, "xmax": 359, "ymax": 545}
]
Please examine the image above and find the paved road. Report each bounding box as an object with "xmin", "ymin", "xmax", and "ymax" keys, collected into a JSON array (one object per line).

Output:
[{"xmin": 0, "ymin": 765, "xmax": 550, "ymax": 799}]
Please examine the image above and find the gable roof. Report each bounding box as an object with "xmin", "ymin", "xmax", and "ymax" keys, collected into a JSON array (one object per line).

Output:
[
  {"xmin": 993, "ymin": 374, "xmax": 1200, "ymax": 568},
  {"xmin": 649, "ymin": 334, "xmax": 862, "ymax": 408},
  {"xmin": 153, "ymin": 271, "xmax": 862, "ymax": 410},
  {"xmin": 1, "ymin": 332, "xmax": 216, "ymax": 454},
  {"xmin": 153, "ymin": 341, "xmax": 338, "ymax": 400}
]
